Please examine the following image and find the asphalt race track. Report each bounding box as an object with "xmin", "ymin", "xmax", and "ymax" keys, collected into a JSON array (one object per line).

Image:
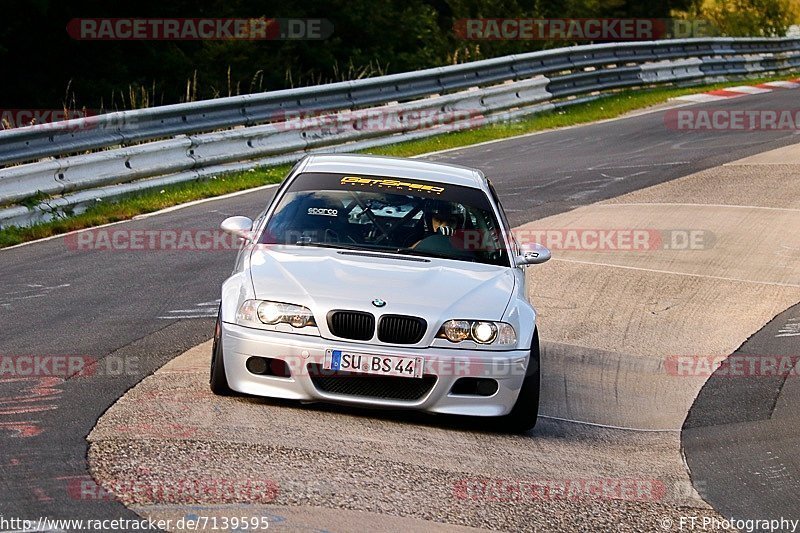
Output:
[
  {"xmin": 1, "ymin": 89, "xmax": 799, "ymax": 531},
  {"xmin": 683, "ymin": 301, "xmax": 800, "ymax": 523}
]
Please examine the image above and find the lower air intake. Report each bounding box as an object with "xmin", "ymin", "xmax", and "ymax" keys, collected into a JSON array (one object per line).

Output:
[{"xmin": 307, "ymin": 363, "xmax": 436, "ymax": 401}]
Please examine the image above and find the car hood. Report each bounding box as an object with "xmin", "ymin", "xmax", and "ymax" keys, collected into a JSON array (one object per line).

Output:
[{"xmin": 248, "ymin": 246, "xmax": 515, "ymax": 322}]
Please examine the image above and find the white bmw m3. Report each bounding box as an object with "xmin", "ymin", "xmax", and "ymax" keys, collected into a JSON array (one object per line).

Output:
[{"xmin": 211, "ymin": 154, "xmax": 550, "ymax": 432}]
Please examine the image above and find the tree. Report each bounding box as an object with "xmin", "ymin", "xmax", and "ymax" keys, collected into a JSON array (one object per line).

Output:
[{"xmin": 699, "ymin": 0, "xmax": 797, "ymax": 36}]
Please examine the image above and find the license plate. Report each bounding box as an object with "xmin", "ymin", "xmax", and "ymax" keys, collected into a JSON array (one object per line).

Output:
[{"xmin": 324, "ymin": 350, "xmax": 424, "ymax": 379}]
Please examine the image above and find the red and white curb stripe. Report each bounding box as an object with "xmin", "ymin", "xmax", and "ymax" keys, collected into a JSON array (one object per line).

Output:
[{"xmin": 674, "ymin": 79, "xmax": 800, "ymax": 103}]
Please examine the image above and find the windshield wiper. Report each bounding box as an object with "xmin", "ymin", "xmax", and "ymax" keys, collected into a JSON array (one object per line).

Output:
[
  {"xmin": 294, "ymin": 240, "xmax": 369, "ymax": 251},
  {"xmin": 293, "ymin": 241, "xmax": 476, "ymax": 262},
  {"xmin": 395, "ymin": 247, "xmax": 476, "ymax": 262},
  {"xmin": 294, "ymin": 240, "xmax": 406, "ymax": 254}
]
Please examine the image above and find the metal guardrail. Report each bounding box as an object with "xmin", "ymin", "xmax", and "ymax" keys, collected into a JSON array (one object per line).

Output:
[{"xmin": 1, "ymin": 37, "xmax": 799, "ymax": 228}]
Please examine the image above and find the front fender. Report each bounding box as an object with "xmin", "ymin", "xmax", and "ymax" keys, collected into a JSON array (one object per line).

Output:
[{"xmin": 221, "ymin": 269, "xmax": 255, "ymax": 324}]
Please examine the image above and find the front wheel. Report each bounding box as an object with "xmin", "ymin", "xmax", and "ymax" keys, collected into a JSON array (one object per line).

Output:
[
  {"xmin": 210, "ymin": 307, "xmax": 234, "ymax": 396},
  {"xmin": 491, "ymin": 328, "xmax": 540, "ymax": 433}
]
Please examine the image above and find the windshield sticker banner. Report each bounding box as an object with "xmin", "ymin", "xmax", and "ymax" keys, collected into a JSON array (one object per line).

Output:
[{"xmin": 341, "ymin": 176, "xmax": 444, "ymax": 195}]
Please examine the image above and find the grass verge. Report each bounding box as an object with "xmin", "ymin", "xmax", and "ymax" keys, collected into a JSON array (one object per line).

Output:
[{"xmin": 1, "ymin": 73, "xmax": 797, "ymax": 249}]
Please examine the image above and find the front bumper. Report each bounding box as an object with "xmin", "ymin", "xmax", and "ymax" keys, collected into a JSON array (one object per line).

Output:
[{"xmin": 221, "ymin": 322, "xmax": 531, "ymax": 416}]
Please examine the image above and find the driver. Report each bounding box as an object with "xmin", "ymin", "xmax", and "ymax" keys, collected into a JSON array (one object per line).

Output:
[
  {"xmin": 423, "ymin": 199, "xmax": 458, "ymax": 236},
  {"xmin": 430, "ymin": 209, "xmax": 455, "ymax": 236},
  {"xmin": 410, "ymin": 200, "xmax": 461, "ymax": 251}
]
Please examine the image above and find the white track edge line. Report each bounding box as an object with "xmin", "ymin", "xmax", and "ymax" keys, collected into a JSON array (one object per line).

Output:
[
  {"xmin": 595, "ymin": 202, "xmax": 800, "ymax": 212},
  {"xmin": 539, "ymin": 415, "xmax": 680, "ymax": 433},
  {"xmin": 552, "ymin": 258, "xmax": 800, "ymax": 288}
]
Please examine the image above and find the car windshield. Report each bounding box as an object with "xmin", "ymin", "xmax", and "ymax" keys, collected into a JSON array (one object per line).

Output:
[{"xmin": 260, "ymin": 172, "xmax": 510, "ymax": 267}]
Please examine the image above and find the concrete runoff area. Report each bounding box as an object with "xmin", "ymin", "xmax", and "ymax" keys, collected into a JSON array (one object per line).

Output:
[{"xmin": 87, "ymin": 144, "xmax": 800, "ymax": 531}]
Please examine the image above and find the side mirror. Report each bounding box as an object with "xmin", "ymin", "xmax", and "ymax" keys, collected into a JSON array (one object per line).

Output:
[
  {"xmin": 220, "ymin": 216, "xmax": 254, "ymax": 241},
  {"xmin": 517, "ymin": 243, "xmax": 551, "ymax": 265}
]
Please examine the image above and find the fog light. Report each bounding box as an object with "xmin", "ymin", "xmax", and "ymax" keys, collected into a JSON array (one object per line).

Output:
[
  {"xmin": 450, "ymin": 377, "xmax": 499, "ymax": 397},
  {"xmin": 246, "ymin": 356, "xmax": 269, "ymax": 375}
]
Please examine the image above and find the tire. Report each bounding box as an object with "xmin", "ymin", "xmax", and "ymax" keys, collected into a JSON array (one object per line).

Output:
[
  {"xmin": 491, "ymin": 328, "xmax": 541, "ymax": 433},
  {"xmin": 210, "ymin": 306, "xmax": 234, "ymax": 396}
]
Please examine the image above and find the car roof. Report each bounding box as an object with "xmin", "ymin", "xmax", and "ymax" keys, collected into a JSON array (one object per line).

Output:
[{"xmin": 299, "ymin": 154, "xmax": 487, "ymax": 190}]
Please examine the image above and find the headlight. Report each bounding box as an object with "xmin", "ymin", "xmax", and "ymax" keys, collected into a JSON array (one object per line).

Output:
[
  {"xmin": 257, "ymin": 302, "xmax": 283, "ymax": 324},
  {"xmin": 442, "ymin": 320, "xmax": 471, "ymax": 342},
  {"xmin": 438, "ymin": 320, "xmax": 516, "ymax": 346},
  {"xmin": 471, "ymin": 321, "xmax": 497, "ymax": 344},
  {"xmin": 237, "ymin": 300, "xmax": 316, "ymax": 329}
]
